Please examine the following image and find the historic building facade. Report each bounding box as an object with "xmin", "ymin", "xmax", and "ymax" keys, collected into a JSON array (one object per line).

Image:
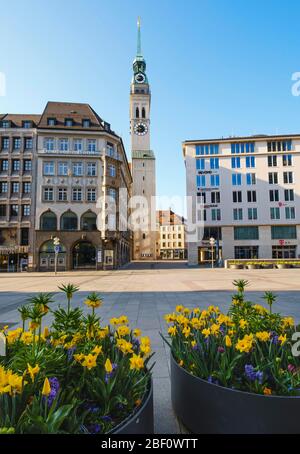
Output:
[
  {"xmin": 130, "ymin": 19, "xmax": 157, "ymax": 260},
  {"xmin": 157, "ymin": 210, "xmax": 187, "ymax": 260},
  {"xmin": 0, "ymin": 115, "xmax": 39, "ymax": 271},
  {"xmin": 183, "ymin": 135, "xmax": 300, "ymax": 265}
]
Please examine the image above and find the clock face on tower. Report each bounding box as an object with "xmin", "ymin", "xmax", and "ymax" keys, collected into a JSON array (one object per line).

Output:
[
  {"xmin": 135, "ymin": 72, "xmax": 146, "ymax": 83},
  {"xmin": 134, "ymin": 122, "xmax": 148, "ymax": 136}
]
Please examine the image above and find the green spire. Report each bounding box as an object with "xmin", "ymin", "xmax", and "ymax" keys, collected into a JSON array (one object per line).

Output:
[{"xmin": 137, "ymin": 17, "xmax": 142, "ymax": 57}]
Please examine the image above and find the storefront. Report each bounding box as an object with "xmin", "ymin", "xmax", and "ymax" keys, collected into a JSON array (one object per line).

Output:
[
  {"xmin": 160, "ymin": 249, "xmax": 187, "ymax": 260},
  {"xmin": 198, "ymin": 242, "xmax": 222, "ymax": 265},
  {"xmin": 0, "ymin": 246, "xmax": 29, "ymax": 272}
]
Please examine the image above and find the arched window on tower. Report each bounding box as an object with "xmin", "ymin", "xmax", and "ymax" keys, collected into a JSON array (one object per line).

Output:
[
  {"xmin": 136, "ymin": 107, "xmax": 139, "ymax": 118},
  {"xmin": 142, "ymin": 107, "xmax": 146, "ymax": 119}
]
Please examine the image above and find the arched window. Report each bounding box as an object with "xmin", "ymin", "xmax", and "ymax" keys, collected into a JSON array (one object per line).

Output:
[
  {"xmin": 40, "ymin": 211, "xmax": 57, "ymax": 231},
  {"xmin": 40, "ymin": 240, "xmax": 66, "ymax": 253},
  {"xmin": 81, "ymin": 211, "xmax": 97, "ymax": 231},
  {"xmin": 60, "ymin": 211, "xmax": 78, "ymax": 231},
  {"xmin": 136, "ymin": 107, "xmax": 139, "ymax": 118},
  {"xmin": 142, "ymin": 107, "xmax": 146, "ymax": 119}
]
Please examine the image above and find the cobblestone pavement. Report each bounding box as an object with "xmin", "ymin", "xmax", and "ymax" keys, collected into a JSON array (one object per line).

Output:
[{"xmin": 1, "ymin": 262, "xmax": 300, "ymax": 433}]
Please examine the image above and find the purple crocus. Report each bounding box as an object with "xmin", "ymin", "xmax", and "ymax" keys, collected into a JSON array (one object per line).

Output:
[{"xmin": 245, "ymin": 365, "xmax": 263, "ymax": 384}]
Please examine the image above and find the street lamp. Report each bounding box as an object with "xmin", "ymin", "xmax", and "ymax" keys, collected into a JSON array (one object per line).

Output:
[
  {"xmin": 209, "ymin": 237, "xmax": 216, "ymax": 269},
  {"xmin": 53, "ymin": 236, "xmax": 60, "ymax": 276}
]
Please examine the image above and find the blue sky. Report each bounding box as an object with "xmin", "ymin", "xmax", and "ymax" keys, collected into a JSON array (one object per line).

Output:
[{"xmin": 1, "ymin": 0, "xmax": 300, "ymax": 215}]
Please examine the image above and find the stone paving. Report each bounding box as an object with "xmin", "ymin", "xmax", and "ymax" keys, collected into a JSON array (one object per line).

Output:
[{"xmin": 1, "ymin": 262, "xmax": 300, "ymax": 433}]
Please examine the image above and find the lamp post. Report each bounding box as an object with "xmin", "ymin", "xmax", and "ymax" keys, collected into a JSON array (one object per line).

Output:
[
  {"xmin": 53, "ymin": 236, "xmax": 60, "ymax": 276},
  {"xmin": 209, "ymin": 237, "xmax": 216, "ymax": 269}
]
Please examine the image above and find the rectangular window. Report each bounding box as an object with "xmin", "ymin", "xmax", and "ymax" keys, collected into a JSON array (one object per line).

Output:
[
  {"xmin": 47, "ymin": 118, "xmax": 56, "ymax": 126},
  {"xmin": 232, "ymin": 173, "xmax": 242, "ymax": 186},
  {"xmin": 235, "ymin": 246, "xmax": 259, "ymax": 260},
  {"xmin": 196, "ymin": 175, "xmax": 206, "ymax": 187},
  {"xmin": 269, "ymin": 189, "xmax": 279, "ymax": 202},
  {"xmin": 234, "ymin": 226, "xmax": 259, "ymax": 240},
  {"xmin": 108, "ymin": 164, "xmax": 116, "ymax": 177},
  {"xmin": 72, "ymin": 188, "xmax": 82, "ymax": 201},
  {"xmin": 267, "ymin": 140, "xmax": 292, "ymax": 152},
  {"xmin": 270, "ymin": 207, "xmax": 280, "ymax": 220},
  {"xmin": 1, "ymin": 160, "xmax": 8, "ymax": 171},
  {"xmin": 43, "ymin": 161, "xmax": 55, "ymax": 175},
  {"xmin": 233, "ymin": 191, "xmax": 242, "ymax": 203},
  {"xmin": 58, "ymin": 162, "xmax": 68, "ymax": 176},
  {"xmin": 24, "ymin": 137, "xmax": 33, "ymax": 149},
  {"xmin": 23, "ymin": 182, "xmax": 31, "ymax": 194},
  {"xmin": 248, "ymin": 208, "xmax": 258, "ymax": 220},
  {"xmin": 87, "ymin": 162, "xmax": 97, "ymax": 176},
  {"xmin": 197, "ymin": 209, "xmax": 207, "ymax": 222},
  {"xmin": 211, "ymin": 191, "xmax": 220, "ymax": 204},
  {"xmin": 72, "ymin": 162, "xmax": 83, "ymax": 176},
  {"xmin": 231, "ymin": 142, "xmax": 255, "ymax": 154},
  {"xmin": 210, "ymin": 158, "xmax": 219, "ymax": 169},
  {"xmin": 211, "ymin": 208, "xmax": 221, "ymax": 221},
  {"xmin": 23, "ymin": 121, "xmax": 32, "ymax": 129},
  {"xmin": 285, "ymin": 207, "xmax": 295, "ymax": 220},
  {"xmin": 2, "ymin": 137, "xmax": 9, "ymax": 150},
  {"xmin": 58, "ymin": 187, "xmax": 68, "ymax": 201},
  {"xmin": 13, "ymin": 138, "xmax": 21, "ymax": 149},
  {"xmin": 74, "ymin": 139, "xmax": 83, "ymax": 152},
  {"xmin": 231, "ymin": 157, "xmax": 241, "ymax": 169},
  {"xmin": 23, "ymin": 160, "xmax": 32, "ymax": 171},
  {"xmin": 108, "ymin": 188, "xmax": 117, "ymax": 200},
  {"xmin": 210, "ymin": 174, "xmax": 220, "ymax": 187},
  {"xmin": 11, "ymin": 182, "xmax": 19, "ymax": 193},
  {"xmin": 233, "ymin": 208, "xmax": 243, "ymax": 220},
  {"xmin": 59, "ymin": 138, "xmax": 69, "ymax": 151},
  {"xmin": 246, "ymin": 173, "xmax": 256, "ymax": 185},
  {"xmin": 0, "ymin": 182, "xmax": 8, "ymax": 193},
  {"xmin": 88, "ymin": 139, "xmax": 96, "ymax": 152},
  {"xmin": 268, "ymin": 172, "xmax": 278, "ymax": 184},
  {"xmin": 268, "ymin": 155, "xmax": 277, "ymax": 167},
  {"xmin": 283, "ymin": 171, "xmax": 293, "ymax": 184},
  {"xmin": 196, "ymin": 144, "xmax": 219, "ymax": 155},
  {"xmin": 10, "ymin": 204, "xmax": 19, "ymax": 216},
  {"xmin": 246, "ymin": 156, "xmax": 255, "ymax": 168},
  {"xmin": 22, "ymin": 205, "xmax": 30, "ymax": 216},
  {"xmin": 197, "ymin": 192, "xmax": 206, "ymax": 204},
  {"xmin": 247, "ymin": 190, "xmax": 257, "ymax": 203},
  {"xmin": 271, "ymin": 225, "xmax": 297, "ymax": 239},
  {"xmin": 87, "ymin": 188, "xmax": 96, "ymax": 202},
  {"xmin": 45, "ymin": 138, "xmax": 54, "ymax": 151},
  {"xmin": 0, "ymin": 205, "xmax": 6, "ymax": 216},
  {"xmin": 196, "ymin": 159, "xmax": 205, "ymax": 170},
  {"xmin": 82, "ymin": 119, "xmax": 90, "ymax": 128},
  {"xmin": 284, "ymin": 189, "xmax": 294, "ymax": 202},
  {"xmin": 1, "ymin": 121, "xmax": 10, "ymax": 128},
  {"xmin": 12, "ymin": 160, "xmax": 20, "ymax": 172},
  {"xmin": 282, "ymin": 154, "xmax": 292, "ymax": 166},
  {"xmin": 65, "ymin": 118, "xmax": 73, "ymax": 127},
  {"xmin": 43, "ymin": 187, "xmax": 54, "ymax": 201}
]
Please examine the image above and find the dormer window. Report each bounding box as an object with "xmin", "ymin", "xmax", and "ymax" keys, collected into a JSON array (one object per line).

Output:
[
  {"xmin": 65, "ymin": 118, "xmax": 73, "ymax": 127},
  {"xmin": 1, "ymin": 121, "xmax": 10, "ymax": 128},
  {"xmin": 82, "ymin": 119, "xmax": 90, "ymax": 128},
  {"xmin": 47, "ymin": 118, "xmax": 56, "ymax": 126},
  {"xmin": 23, "ymin": 120, "xmax": 32, "ymax": 129}
]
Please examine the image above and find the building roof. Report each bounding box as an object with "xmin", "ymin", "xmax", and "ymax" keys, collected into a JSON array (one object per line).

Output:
[
  {"xmin": 157, "ymin": 209, "xmax": 185, "ymax": 226},
  {"xmin": 0, "ymin": 114, "xmax": 41, "ymax": 127}
]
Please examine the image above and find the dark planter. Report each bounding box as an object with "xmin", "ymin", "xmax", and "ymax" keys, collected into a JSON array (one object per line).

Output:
[
  {"xmin": 171, "ymin": 353, "xmax": 300, "ymax": 434},
  {"xmin": 111, "ymin": 379, "xmax": 154, "ymax": 434}
]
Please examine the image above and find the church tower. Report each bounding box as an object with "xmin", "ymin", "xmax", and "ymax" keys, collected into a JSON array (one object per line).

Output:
[{"xmin": 130, "ymin": 18, "xmax": 156, "ymax": 260}]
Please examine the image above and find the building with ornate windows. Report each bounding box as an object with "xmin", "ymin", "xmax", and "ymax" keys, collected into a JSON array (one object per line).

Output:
[
  {"xmin": 156, "ymin": 210, "xmax": 187, "ymax": 260},
  {"xmin": 0, "ymin": 115, "xmax": 39, "ymax": 271},
  {"xmin": 183, "ymin": 135, "xmax": 300, "ymax": 266}
]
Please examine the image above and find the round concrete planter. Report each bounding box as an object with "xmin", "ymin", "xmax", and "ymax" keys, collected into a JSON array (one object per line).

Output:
[
  {"xmin": 110, "ymin": 379, "xmax": 154, "ymax": 434},
  {"xmin": 246, "ymin": 264, "xmax": 258, "ymax": 270},
  {"xmin": 170, "ymin": 354, "xmax": 300, "ymax": 434}
]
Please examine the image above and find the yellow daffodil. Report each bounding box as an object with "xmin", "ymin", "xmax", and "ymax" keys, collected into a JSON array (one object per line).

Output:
[
  {"xmin": 235, "ymin": 334, "xmax": 253, "ymax": 353},
  {"xmin": 239, "ymin": 319, "xmax": 248, "ymax": 330},
  {"xmin": 182, "ymin": 326, "xmax": 191, "ymax": 338},
  {"xmin": 74, "ymin": 353, "xmax": 85, "ymax": 363},
  {"xmin": 92, "ymin": 345, "xmax": 102, "ymax": 356},
  {"xmin": 202, "ymin": 328, "xmax": 211, "ymax": 338},
  {"xmin": 118, "ymin": 315, "xmax": 129, "ymax": 325},
  {"xmin": 20, "ymin": 331, "xmax": 34, "ymax": 345},
  {"xmin": 105, "ymin": 358, "xmax": 113, "ymax": 373},
  {"xmin": 129, "ymin": 354, "xmax": 144, "ymax": 370},
  {"xmin": 82, "ymin": 354, "xmax": 98, "ymax": 370},
  {"xmin": 164, "ymin": 314, "xmax": 175, "ymax": 323},
  {"xmin": 256, "ymin": 331, "xmax": 270, "ymax": 342},
  {"xmin": 183, "ymin": 308, "xmax": 190, "ymax": 315},
  {"xmin": 282, "ymin": 317, "xmax": 294, "ymax": 328},
  {"xmin": 193, "ymin": 308, "xmax": 200, "ymax": 315},
  {"xmin": 116, "ymin": 339, "xmax": 133, "ymax": 354},
  {"xmin": 191, "ymin": 340, "xmax": 197, "ymax": 348},
  {"xmin": 133, "ymin": 328, "xmax": 142, "ymax": 337},
  {"xmin": 117, "ymin": 325, "xmax": 130, "ymax": 337},
  {"xmin": 168, "ymin": 326, "xmax": 177, "ymax": 336},
  {"xmin": 200, "ymin": 310, "xmax": 208, "ymax": 319},
  {"xmin": 176, "ymin": 315, "xmax": 189, "ymax": 326},
  {"xmin": 225, "ymin": 335, "xmax": 232, "ymax": 347},
  {"xmin": 27, "ymin": 363, "xmax": 40, "ymax": 382},
  {"xmin": 211, "ymin": 324, "xmax": 220, "ymax": 336},
  {"xmin": 279, "ymin": 334, "xmax": 287, "ymax": 345},
  {"xmin": 42, "ymin": 378, "xmax": 51, "ymax": 396},
  {"xmin": 190, "ymin": 318, "xmax": 203, "ymax": 330},
  {"xmin": 6, "ymin": 328, "xmax": 22, "ymax": 344},
  {"xmin": 43, "ymin": 327, "xmax": 50, "ymax": 338},
  {"xmin": 110, "ymin": 317, "xmax": 120, "ymax": 326},
  {"xmin": 253, "ymin": 304, "xmax": 268, "ymax": 315},
  {"xmin": 179, "ymin": 360, "xmax": 184, "ymax": 367},
  {"xmin": 176, "ymin": 305, "xmax": 184, "ymax": 313}
]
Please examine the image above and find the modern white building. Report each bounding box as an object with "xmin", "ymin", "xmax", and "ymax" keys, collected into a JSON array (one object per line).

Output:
[{"xmin": 183, "ymin": 135, "xmax": 300, "ymax": 266}]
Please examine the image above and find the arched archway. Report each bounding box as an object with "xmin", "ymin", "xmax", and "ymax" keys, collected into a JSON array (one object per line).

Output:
[
  {"xmin": 81, "ymin": 211, "xmax": 97, "ymax": 231},
  {"xmin": 40, "ymin": 211, "xmax": 57, "ymax": 231},
  {"xmin": 72, "ymin": 241, "xmax": 96, "ymax": 269},
  {"xmin": 39, "ymin": 239, "xmax": 66, "ymax": 270},
  {"xmin": 60, "ymin": 211, "xmax": 78, "ymax": 231}
]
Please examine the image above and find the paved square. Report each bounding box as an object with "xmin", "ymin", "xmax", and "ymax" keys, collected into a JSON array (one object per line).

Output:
[{"xmin": 1, "ymin": 262, "xmax": 300, "ymax": 433}]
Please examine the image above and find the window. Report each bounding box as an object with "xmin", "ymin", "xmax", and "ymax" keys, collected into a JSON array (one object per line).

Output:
[
  {"xmin": 108, "ymin": 188, "xmax": 117, "ymax": 200},
  {"xmin": 211, "ymin": 191, "xmax": 220, "ymax": 204},
  {"xmin": 74, "ymin": 139, "xmax": 83, "ymax": 152},
  {"xmin": 23, "ymin": 182, "xmax": 31, "ymax": 194},
  {"xmin": 22, "ymin": 205, "xmax": 30, "ymax": 216},
  {"xmin": 233, "ymin": 191, "xmax": 242, "ymax": 203},
  {"xmin": 0, "ymin": 182, "xmax": 8, "ymax": 193},
  {"xmin": 2, "ymin": 121, "xmax": 10, "ymax": 128},
  {"xmin": 72, "ymin": 162, "xmax": 83, "ymax": 176},
  {"xmin": 82, "ymin": 119, "xmax": 90, "ymax": 128},
  {"xmin": 210, "ymin": 158, "xmax": 219, "ymax": 169},
  {"xmin": 285, "ymin": 207, "xmax": 295, "ymax": 220},
  {"xmin": 58, "ymin": 162, "xmax": 68, "ymax": 176},
  {"xmin": 87, "ymin": 139, "xmax": 96, "ymax": 153},
  {"xmin": 269, "ymin": 190, "xmax": 279, "ymax": 202},
  {"xmin": 196, "ymin": 175, "xmax": 206, "ymax": 187},
  {"xmin": 196, "ymin": 159, "xmax": 205, "ymax": 170},
  {"xmin": 87, "ymin": 162, "xmax": 97, "ymax": 176},
  {"xmin": 72, "ymin": 188, "xmax": 82, "ymax": 201},
  {"xmin": 268, "ymin": 155, "xmax": 277, "ymax": 167},
  {"xmin": 231, "ymin": 142, "xmax": 255, "ymax": 154},
  {"xmin": 197, "ymin": 192, "xmax": 206, "ymax": 204},
  {"xmin": 40, "ymin": 211, "xmax": 57, "ymax": 230},
  {"xmin": 87, "ymin": 188, "xmax": 96, "ymax": 202},
  {"xmin": 22, "ymin": 121, "xmax": 32, "ymax": 129},
  {"xmin": 45, "ymin": 138, "xmax": 54, "ymax": 151},
  {"xmin": 283, "ymin": 171, "xmax": 293, "ymax": 184},
  {"xmin": 272, "ymin": 245, "xmax": 296, "ymax": 259},
  {"xmin": 108, "ymin": 164, "xmax": 116, "ymax": 177},
  {"xmin": 20, "ymin": 228, "xmax": 29, "ymax": 245},
  {"xmin": 248, "ymin": 208, "xmax": 258, "ymax": 220},
  {"xmin": 271, "ymin": 226, "xmax": 297, "ymax": 239},
  {"xmin": 270, "ymin": 207, "xmax": 280, "ymax": 220},
  {"xmin": 231, "ymin": 157, "xmax": 241, "ymax": 169},
  {"xmin": 246, "ymin": 156, "xmax": 255, "ymax": 168},
  {"xmin": 43, "ymin": 161, "xmax": 55, "ymax": 175},
  {"xmin": 232, "ymin": 173, "xmax": 242, "ymax": 186},
  {"xmin": 267, "ymin": 140, "xmax": 292, "ymax": 152},
  {"xmin": 246, "ymin": 173, "xmax": 256, "ymax": 185},
  {"xmin": 210, "ymin": 174, "xmax": 220, "ymax": 187},
  {"xmin": 235, "ymin": 246, "xmax": 259, "ymax": 259},
  {"xmin": 11, "ymin": 182, "xmax": 19, "ymax": 193},
  {"xmin": 1, "ymin": 160, "xmax": 8, "ymax": 171},
  {"xmin": 282, "ymin": 154, "xmax": 292, "ymax": 167},
  {"xmin": 58, "ymin": 187, "xmax": 68, "ymax": 202},
  {"xmin": 107, "ymin": 143, "xmax": 115, "ymax": 157},
  {"xmin": 247, "ymin": 190, "xmax": 257, "ymax": 203},
  {"xmin": 12, "ymin": 160, "xmax": 20, "ymax": 172},
  {"xmin": 2, "ymin": 137, "xmax": 9, "ymax": 150},
  {"xmin": 23, "ymin": 160, "xmax": 32, "ymax": 171},
  {"xmin": 10, "ymin": 204, "xmax": 19, "ymax": 216},
  {"xmin": 24, "ymin": 137, "xmax": 33, "ymax": 149},
  {"xmin": 13, "ymin": 138, "xmax": 21, "ymax": 149},
  {"xmin": 0, "ymin": 205, "xmax": 6, "ymax": 216},
  {"xmin": 211, "ymin": 208, "xmax": 221, "ymax": 221},
  {"xmin": 59, "ymin": 138, "xmax": 69, "ymax": 151},
  {"xmin": 196, "ymin": 144, "xmax": 219, "ymax": 155},
  {"xmin": 47, "ymin": 118, "xmax": 56, "ymax": 126},
  {"xmin": 284, "ymin": 189, "xmax": 294, "ymax": 202},
  {"xmin": 43, "ymin": 187, "xmax": 54, "ymax": 201},
  {"xmin": 60, "ymin": 211, "xmax": 78, "ymax": 231},
  {"xmin": 81, "ymin": 212, "xmax": 97, "ymax": 231},
  {"xmin": 64, "ymin": 118, "xmax": 73, "ymax": 127},
  {"xmin": 234, "ymin": 226, "xmax": 259, "ymax": 240},
  {"xmin": 268, "ymin": 172, "xmax": 278, "ymax": 184},
  {"xmin": 233, "ymin": 208, "xmax": 243, "ymax": 220},
  {"xmin": 197, "ymin": 208, "xmax": 206, "ymax": 221}
]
